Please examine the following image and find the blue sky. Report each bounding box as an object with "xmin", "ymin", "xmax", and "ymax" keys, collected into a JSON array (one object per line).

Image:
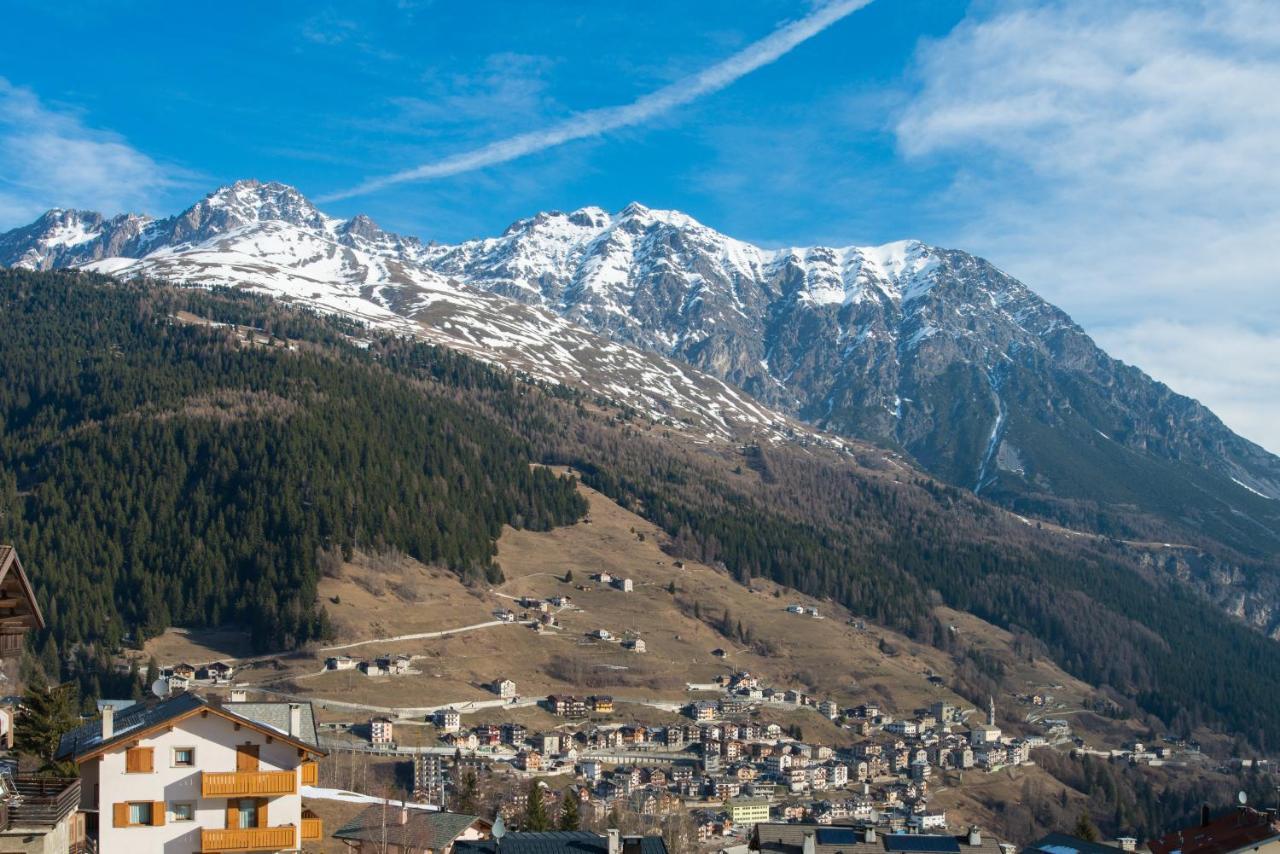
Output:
[{"xmin": 2, "ymin": 0, "xmax": 1279, "ymax": 452}]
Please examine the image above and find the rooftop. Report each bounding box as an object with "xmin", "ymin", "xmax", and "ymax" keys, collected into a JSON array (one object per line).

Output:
[
  {"xmin": 334, "ymin": 807, "xmax": 483, "ymax": 848},
  {"xmin": 457, "ymin": 832, "xmax": 668, "ymax": 854}
]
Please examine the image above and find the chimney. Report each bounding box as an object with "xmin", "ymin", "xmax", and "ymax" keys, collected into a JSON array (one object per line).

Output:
[
  {"xmin": 289, "ymin": 703, "xmax": 302, "ymax": 738},
  {"xmin": 1203, "ymin": 805, "xmax": 1212, "ymax": 827},
  {"xmin": 607, "ymin": 829, "xmax": 622, "ymax": 854},
  {"xmin": 101, "ymin": 705, "xmax": 114, "ymax": 740},
  {"xmin": 968, "ymin": 827, "xmax": 982, "ymax": 847},
  {"xmin": 864, "ymin": 827, "xmax": 877, "ymax": 844},
  {"xmin": 803, "ymin": 833, "xmax": 817, "ymax": 854},
  {"xmin": 623, "ymin": 837, "xmax": 643, "ymax": 854},
  {"xmin": 400, "ymin": 801, "xmax": 410, "ymax": 825},
  {"xmin": 229, "ymin": 689, "xmax": 248, "ymax": 703}
]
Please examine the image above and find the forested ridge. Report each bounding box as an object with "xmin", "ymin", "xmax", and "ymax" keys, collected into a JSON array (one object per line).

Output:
[
  {"xmin": 0, "ymin": 269, "xmax": 585, "ymax": 655},
  {"xmin": 7, "ymin": 269, "xmax": 1280, "ymax": 751}
]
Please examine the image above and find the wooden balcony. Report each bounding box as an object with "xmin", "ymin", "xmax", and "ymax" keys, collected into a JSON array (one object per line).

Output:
[
  {"xmin": 201, "ymin": 824, "xmax": 297, "ymax": 852},
  {"xmin": 301, "ymin": 810, "xmax": 322, "ymax": 841},
  {"xmin": 201, "ymin": 770, "xmax": 297, "ymax": 798}
]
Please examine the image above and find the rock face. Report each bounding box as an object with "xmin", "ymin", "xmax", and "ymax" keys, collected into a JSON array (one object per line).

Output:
[{"xmin": 4, "ymin": 181, "xmax": 1279, "ymax": 560}]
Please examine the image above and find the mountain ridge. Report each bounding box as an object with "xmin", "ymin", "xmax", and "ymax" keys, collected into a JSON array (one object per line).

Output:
[{"xmin": 3, "ymin": 179, "xmax": 1277, "ymax": 565}]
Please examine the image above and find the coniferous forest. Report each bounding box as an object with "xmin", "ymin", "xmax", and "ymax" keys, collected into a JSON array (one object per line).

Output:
[{"xmin": 6, "ymin": 269, "xmax": 1280, "ymax": 751}]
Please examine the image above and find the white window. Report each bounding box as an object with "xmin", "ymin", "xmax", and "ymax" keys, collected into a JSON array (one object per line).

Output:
[
  {"xmin": 171, "ymin": 802, "xmax": 195, "ymax": 822},
  {"xmin": 237, "ymin": 799, "xmax": 258, "ymax": 829},
  {"xmin": 128, "ymin": 802, "xmax": 153, "ymax": 825},
  {"xmin": 172, "ymin": 747, "xmax": 196, "ymax": 767}
]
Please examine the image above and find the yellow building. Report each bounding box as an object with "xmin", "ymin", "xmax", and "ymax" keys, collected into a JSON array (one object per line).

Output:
[{"xmin": 728, "ymin": 797, "xmax": 771, "ymax": 826}]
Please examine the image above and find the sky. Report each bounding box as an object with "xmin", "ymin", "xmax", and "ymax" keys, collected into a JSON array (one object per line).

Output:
[{"xmin": 2, "ymin": 0, "xmax": 1277, "ymax": 452}]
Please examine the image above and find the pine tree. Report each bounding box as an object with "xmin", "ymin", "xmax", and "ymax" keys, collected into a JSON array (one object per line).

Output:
[
  {"xmin": 15, "ymin": 682, "xmax": 78, "ymax": 773},
  {"xmin": 559, "ymin": 789, "xmax": 581, "ymax": 831},
  {"xmin": 454, "ymin": 770, "xmax": 479, "ymax": 815},
  {"xmin": 525, "ymin": 781, "xmax": 550, "ymax": 831},
  {"xmin": 1073, "ymin": 812, "xmax": 1100, "ymax": 842}
]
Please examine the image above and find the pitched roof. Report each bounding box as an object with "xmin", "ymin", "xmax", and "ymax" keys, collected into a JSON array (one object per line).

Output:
[
  {"xmin": 1026, "ymin": 833, "xmax": 1123, "ymax": 854},
  {"xmin": 55, "ymin": 693, "xmax": 324, "ymax": 761},
  {"xmin": 752, "ymin": 824, "xmax": 1003, "ymax": 854},
  {"xmin": 1148, "ymin": 808, "xmax": 1280, "ymax": 854},
  {"xmin": 457, "ymin": 831, "xmax": 668, "ymax": 854},
  {"xmin": 0, "ymin": 546, "xmax": 46, "ymax": 631},
  {"xmin": 333, "ymin": 807, "xmax": 483, "ymax": 848},
  {"xmin": 226, "ymin": 701, "xmax": 319, "ymax": 747}
]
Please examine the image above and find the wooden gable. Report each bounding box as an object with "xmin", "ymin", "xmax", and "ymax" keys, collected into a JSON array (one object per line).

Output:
[{"xmin": 0, "ymin": 546, "xmax": 46, "ymax": 658}]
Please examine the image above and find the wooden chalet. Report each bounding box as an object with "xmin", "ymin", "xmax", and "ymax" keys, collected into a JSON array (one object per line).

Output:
[{"xmin": 0, "ymin": 546, "xmax": 46, "ymax": 658}]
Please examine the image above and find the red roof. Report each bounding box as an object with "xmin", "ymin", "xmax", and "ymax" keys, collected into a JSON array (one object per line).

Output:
[{"xmin": 1149, "ymin": 808, "xmax": 1280, "ymax": 854}]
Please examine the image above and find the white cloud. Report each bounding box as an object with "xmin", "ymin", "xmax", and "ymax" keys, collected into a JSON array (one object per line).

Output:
[
  {"xmin": 893, "ymin": 0, "xmax": 1280, "ymax": 452},
  {"xmin": 0, "ymin": 79, "xmax": 189, "ymax": 227},
  {"xmin": 1095, "ymin": 320, "xmax": 1280, "ymax": 454},
  {"xmin": 321, "ymin": 0, "xmax": 875, "ymax": 201}
]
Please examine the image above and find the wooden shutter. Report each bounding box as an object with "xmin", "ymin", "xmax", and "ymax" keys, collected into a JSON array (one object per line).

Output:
[
  {"xmin": 226, "ymin": 801, "xmax": 239, "ymax": 829},
  {"xmin": 151, "ymin": 802, "xmax": 166, "ymax": 827},
  {"xmin": 125, "ymin": 746, "xmax": 154, "ymax": 773},
  {"xmin": 301, "ymin": 760, "xmax": 318, "ymax": 786},
  {"xmin": 236, "ymin": 744, "xmax": 259, "ymax": 772},
  {"xmin": 112, "ymin": 803, "xmax": 128, "ymax": 827},
  {"xmin": 258, "ymin": 798, "xmax": 268, "ymax": 829}
]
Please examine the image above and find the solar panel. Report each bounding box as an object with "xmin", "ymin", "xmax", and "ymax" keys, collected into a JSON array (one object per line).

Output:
[
  {"xmin": 816, "ymin": 829, "xmax": 860, "ymax": 846},
  {"xmin": 885, "ymin": 836, "xmax": 961, "ymax": 854}
]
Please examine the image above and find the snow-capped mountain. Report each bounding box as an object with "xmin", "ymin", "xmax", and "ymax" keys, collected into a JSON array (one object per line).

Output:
[{"xmin": 3, "ymin": 180, "xmax": 1278, "ymax": 559}]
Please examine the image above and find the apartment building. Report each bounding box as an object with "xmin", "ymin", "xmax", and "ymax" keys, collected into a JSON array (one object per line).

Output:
[{"xmin": 54, "ymin": 692, "xmax": 325, "ymax": 853}]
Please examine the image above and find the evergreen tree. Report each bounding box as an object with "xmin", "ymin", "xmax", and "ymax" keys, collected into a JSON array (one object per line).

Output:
[
  {"xmin": 15, "ymin": 682, "xmax": 78, "ymax": 773},
  {"xmin": 559, "ymin": 789, "xmax": 581, "ymax": 831},
  {"xmin": 1074, "ymin": 812, "xmax": 1100, "ymax": 842},
  {"xmin": 454, "ymin": 770, "xmax": 479, "ymax": 815},
  {"xmin": 524, "ymin": 781, "xmax": 550, "ymax": 831}
]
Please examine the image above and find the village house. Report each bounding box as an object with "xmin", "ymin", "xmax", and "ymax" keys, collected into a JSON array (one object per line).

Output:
[
  {"xmin": 589, "ymin": 695, "xmax": 614, "ymax": 714},
  {"xmin": 435, "ymin": 709, "xmax": 462, "ymax": 733},
  {"xmin": 492, "ymin": 678, "xmax": 517, "ymax": 699},
  {"xmin": 623, "ymin": 638, "xmax": 646, "ymax": 653},
  {"xmin": 370, "ymin": 716, "xmax": 395, "ymax": 745},
  {"xmin": 325, "ymin": 655, "xmax": 357, "ymax": 671},
  {"xmin": 548, "ymin": 695, "xmax": 588, "ymax": 717},
  {"xmin": 196, "ymin": 662, "xmax": 235, "ymax": 683},
  {"xmin": 54, "ymin": 692, "xmax": 325, "ymax": 854},
  {"xmin": 334, "ymin": 807, "xmax": 489, "ymax": 854},
  {"xmin": 611, "ymin": 577, "xmax": 634, "ymax": 592}
]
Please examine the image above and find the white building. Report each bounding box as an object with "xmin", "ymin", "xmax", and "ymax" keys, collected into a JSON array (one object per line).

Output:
[
  {"xmin": 371, "ymin": 716, "xmax": 395, "ymax": 744},
  {"xmin": 435, "ymin": 708, "xmax": 462, "ymax": 733},
  {"xmin": 493, "ymin": 678, "xmax": 517, "ymax": 699},
  {"xmin": 54, "ymin": 693, "xmax": 324, "ymax": 854}
]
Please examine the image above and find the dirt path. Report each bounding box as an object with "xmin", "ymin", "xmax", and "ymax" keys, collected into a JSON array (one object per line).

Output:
[{"xmin": 319, "ymin": 619, "xmax": 515, "ymax": 652}]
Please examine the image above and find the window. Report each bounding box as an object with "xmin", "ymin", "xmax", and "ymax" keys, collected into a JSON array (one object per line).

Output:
[
  {"xmin": 171, "ymin": 802, "xmax": 195, "ymax": 822},
  {"xmin": 113, "ymin": 801, "xmax": 164, "ymax": 828},
  {"xmin": 128, "ymin": 803, "xmax": 152, "ymax": 825},
  {"xmin": 172, "ymin": 747, "xmax": 195, "ymax": 767},
  {"xmin": 237, "ymin": 799, "xmax": 258, "ymax": 829},
  {"xmin": 124, "ymin": 746, "xmax": 154, "ymax": 773}
]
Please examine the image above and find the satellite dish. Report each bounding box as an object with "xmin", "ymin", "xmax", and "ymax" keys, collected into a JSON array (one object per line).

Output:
[
  {"xmin": 151, "ymin": 678, "xmax": 172, "ymax": 699},
  {"xmin": 1240, "ymin": 791, "xmax": 1249, "ymax": 806}
]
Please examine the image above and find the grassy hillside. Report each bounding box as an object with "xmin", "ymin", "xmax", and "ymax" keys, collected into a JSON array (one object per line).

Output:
[{"xmin": 6, "ymin": 269, "xmax": 1280, "ymax": 750}]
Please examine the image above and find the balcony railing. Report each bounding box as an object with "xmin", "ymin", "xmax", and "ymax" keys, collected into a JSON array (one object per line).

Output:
[
  {"xmin": 300, "ymin": 761, "xmax": 318, "ymax": 786},
  {"xmin": 301, "ymin": 811, "xmax": 322, "ymax": 841},
  {"xmin": 201, "ymin": 770, "xmax": 297, "ymax": 798},
  {"xmin": 3, "ymin": 777, "xmax": 81, "ymax": 827},
  {"xmin": 200, "ymin": 825, "xmax": 297, "ymax": 852}
]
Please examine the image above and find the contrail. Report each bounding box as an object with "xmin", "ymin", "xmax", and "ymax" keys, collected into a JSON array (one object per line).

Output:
[{"xmin": 320, "ymin": 0, "xmax": 873, "ymax": 202}]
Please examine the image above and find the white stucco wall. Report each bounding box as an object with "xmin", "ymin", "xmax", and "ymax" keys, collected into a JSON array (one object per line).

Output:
[{"xmin": 88, "ymin": 712, "xmax": 306, "ymax": 854}]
